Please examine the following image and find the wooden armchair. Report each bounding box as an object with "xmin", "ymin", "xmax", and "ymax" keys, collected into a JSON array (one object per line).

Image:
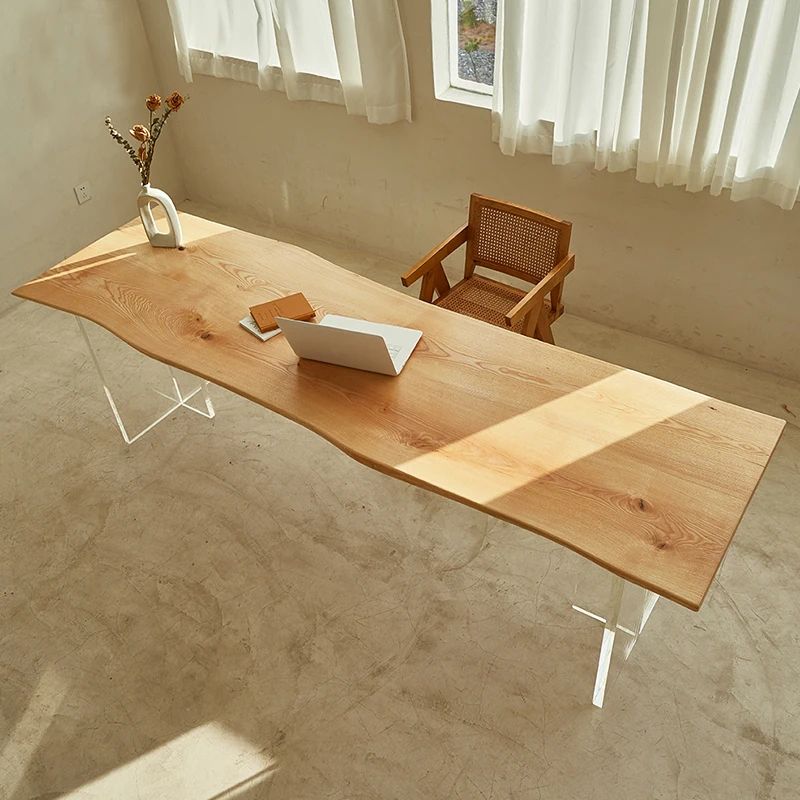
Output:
[{"xmin": 401, "ymin": 194, "xmax": 574, "ymax": 344}]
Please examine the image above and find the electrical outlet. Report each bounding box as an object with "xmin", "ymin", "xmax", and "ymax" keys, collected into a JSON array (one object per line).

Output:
[{"xmin": 73, "ymin": 182, "xmax": 92, "ymax": 205}]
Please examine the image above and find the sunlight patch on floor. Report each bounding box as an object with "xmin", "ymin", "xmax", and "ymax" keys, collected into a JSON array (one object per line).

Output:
[
  {"xmin": 0, "ymin": 666, "xmax": 69, "ymax": 798},
  {"xmin": 61, "ymin": 722, "xmax": 275, "ymax": 800}
]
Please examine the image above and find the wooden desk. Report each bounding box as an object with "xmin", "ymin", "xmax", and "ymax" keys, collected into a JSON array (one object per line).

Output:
[{"xmin": 13, "ymin": 214, "xmax": 785, "ymax": 703}]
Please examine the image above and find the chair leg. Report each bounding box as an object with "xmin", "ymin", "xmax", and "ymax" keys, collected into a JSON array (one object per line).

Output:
[
  {"xmin": 419, "ymin": 262, "xmax": 451, "ymax": 303},
  {"xmin": 432, "ymin": 263, "xmax": 451, "ymax": 299},
  {"xmin": 420, "ymin": 270, "xmax": 436, "ymax": 303},
  {"xmin": 519, "ymin": 296, "xmax": 544, "ymax": 338},
  {"xmin": 535, "ymin": 303, "xmax": 555, "ymax": 344},
  {"xmin": 550, "ymin": 282, "xmax": 564, "ymax": 314},
  {"xmin": 522, "ymin": 310, "xmax": 538, "ymax": 337}
]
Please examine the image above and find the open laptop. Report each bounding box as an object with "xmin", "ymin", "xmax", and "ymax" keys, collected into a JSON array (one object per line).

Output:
[{"xmin": 275, "ymin": 314, "xmax": 422, "ymax": 376}]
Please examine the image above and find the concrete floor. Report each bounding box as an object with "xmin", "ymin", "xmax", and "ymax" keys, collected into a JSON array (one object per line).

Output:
[{"xmin": 1, "ymin": 202, "xmax": 799, "ymax": 800}]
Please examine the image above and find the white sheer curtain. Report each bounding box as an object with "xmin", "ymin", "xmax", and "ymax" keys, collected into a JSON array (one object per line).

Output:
[
  {"xmin": 166, "ymin": 0, "xmax": 411, "ymax": 124},
  {"xmin": 493, "ymin": 0, "xmax": 800, "ymax": 208}
]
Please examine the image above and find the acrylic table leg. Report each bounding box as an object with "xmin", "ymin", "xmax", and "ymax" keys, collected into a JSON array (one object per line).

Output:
[
  {"xmin": 199, "ymin": 379, "xmax": 215, "ymax": 417},
  {"xmin": 592, "ymin": 575, "xmax": 625, "ymax": 708},
  {"xmin": 76, "ymin": 315, "xmax": 137, "ymax": 444},
  {"xmin": 623, "ymin": 589, "xmax": 659, "ymax": 660},
  {"xmin": 166, "ymin": 366, "xmax": 215, "ymax": 418},
  {"xmin": 573, "ymin": 568, "xmax": 662, "ymax": 707},
  {"xmin": 76, "ymin": 315, "xmax": 215, "ymax": 443}
]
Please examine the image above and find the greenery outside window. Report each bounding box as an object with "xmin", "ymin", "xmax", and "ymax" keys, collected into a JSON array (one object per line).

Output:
[{"xmin": 432, "ymin": 0, "xmax": 497, "ymax": 108}]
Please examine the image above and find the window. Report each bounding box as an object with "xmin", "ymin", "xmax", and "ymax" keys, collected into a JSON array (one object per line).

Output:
[
  {"xmin": 432, "ymin": 0, "xmax": 497, "ymax": 108},
  {"xmin": 487, "ymin": 0, "xmax": 800, "ymax": 208},
  {"xmin": 166, "ymin": 0, "xmax": 411, "ymax": 124}
]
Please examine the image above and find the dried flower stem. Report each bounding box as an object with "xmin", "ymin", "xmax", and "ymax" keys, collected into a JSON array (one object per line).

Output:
[
  {"xmin": 104, "ymin": 117, "xmax": 145, "ymax": 182},
  {"xmin": 140, "ymin": 108, "xmax": 172, "ymax": 185},
  {"xmin": 105, "ymin": 98, "xmax": 180, "ymax": 186}
]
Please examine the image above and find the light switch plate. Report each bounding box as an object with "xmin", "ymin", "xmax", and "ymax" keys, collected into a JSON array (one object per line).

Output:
[{"xmin": 74, "ymin": 182, "xmax": 92, "ymax": 204}]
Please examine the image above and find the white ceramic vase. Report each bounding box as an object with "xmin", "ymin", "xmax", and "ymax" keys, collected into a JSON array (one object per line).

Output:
[{"xmin": 137, "ymin": 184, "xmax": 183, "ymax": 248}]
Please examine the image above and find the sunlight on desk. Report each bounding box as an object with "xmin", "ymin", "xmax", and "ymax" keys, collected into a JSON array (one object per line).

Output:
[
  {"xmin": 26, "ymin": 252, "xmax": 136, "ymax": 284},
  {"xmin": 398, "ymin": 370, "xmax": 706, "ymax": 504},
  {"xmin": 120, "ymin": 211, "xmax": 233, "ymax": 247}
]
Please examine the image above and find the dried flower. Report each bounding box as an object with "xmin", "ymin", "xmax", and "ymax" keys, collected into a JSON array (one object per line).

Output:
[
  {"xmin": 165, "ymin": 91, "xmax": 184, "ymax": 112},
  {"xmin": 129, "ymin": 124, "xmax": 150, "ymax": 142},
  {"xmin": 105, "ymin": 93, "xmax": 186, "ymax": 186}
]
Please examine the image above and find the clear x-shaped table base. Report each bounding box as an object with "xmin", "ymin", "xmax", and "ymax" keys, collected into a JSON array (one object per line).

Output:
[
  {"xmin": 574, "ymin": 575, "xmax": 660, "ymax": 707},
  {"xmin": 76, "ymin": 315, "xmax": 215, "ymax": 444}
]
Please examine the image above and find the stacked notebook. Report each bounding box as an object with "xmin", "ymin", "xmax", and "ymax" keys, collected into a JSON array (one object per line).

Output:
[{"xmin": 240, "ymin": 293, "xmax": 315, "ymax": 341}]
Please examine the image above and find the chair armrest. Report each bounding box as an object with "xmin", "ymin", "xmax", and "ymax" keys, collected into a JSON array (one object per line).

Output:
[
  {"xmin": 504, "ymin": 254, "xmax": 575, "ymax": 327},
  {"xmin": 401, "ymin": 224, "xmax": 469, "ymax": 287}
]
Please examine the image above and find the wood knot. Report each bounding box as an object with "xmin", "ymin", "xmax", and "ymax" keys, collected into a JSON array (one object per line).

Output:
[
  {"xmin": 200, "ymin": 331, "xmax": 211, "ymax": 339},
  {"xmin": 657, "ymin": 541, "xmax": 669, "ymax": 550},
  {"xmin": 408, "ymin": 433, "xmax": 442, "ymax": 451},
  {"xmin": 638, "ymin": 498, "xmax": 646, "ymax": 511}
]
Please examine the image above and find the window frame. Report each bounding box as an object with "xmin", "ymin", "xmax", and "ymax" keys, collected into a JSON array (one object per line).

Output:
[{"xmin": 431, "ymin": 0, "xmax": 494, "ymax": 110}]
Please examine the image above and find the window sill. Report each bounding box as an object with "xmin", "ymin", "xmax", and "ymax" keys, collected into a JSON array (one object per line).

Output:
[{"xmin": 435, "ymin": 85, "xmax": 492, "ymax": 110}]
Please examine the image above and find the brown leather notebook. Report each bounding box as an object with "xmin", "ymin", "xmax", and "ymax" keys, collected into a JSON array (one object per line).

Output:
[{"xmin": 249, "ymin": 293, "xmax": 315, "ymax": 333}]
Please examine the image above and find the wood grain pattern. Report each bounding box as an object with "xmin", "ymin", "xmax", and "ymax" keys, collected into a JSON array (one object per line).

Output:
[{"xmin": 13, "ymin": 213, "xmax": 785, "ymax": 611}]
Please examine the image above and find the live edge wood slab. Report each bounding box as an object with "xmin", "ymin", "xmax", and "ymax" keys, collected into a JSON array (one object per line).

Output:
[{"xmin": 13, "ymin": 213, "xmax": 785, "ymax": 611}]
